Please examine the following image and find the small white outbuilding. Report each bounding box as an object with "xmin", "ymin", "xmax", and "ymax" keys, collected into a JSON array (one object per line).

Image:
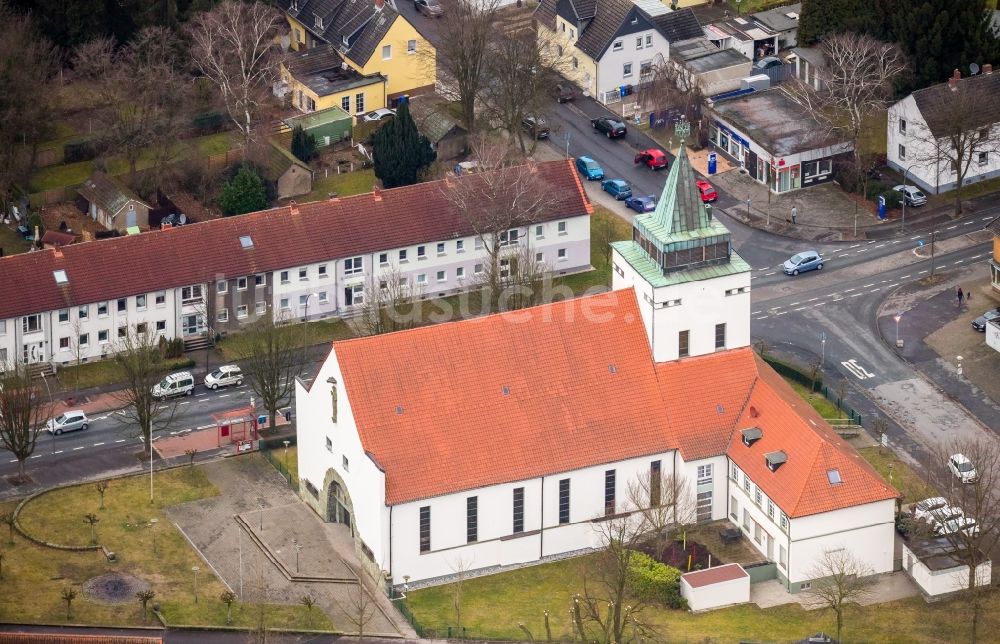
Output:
[
  {"xmin": 901, "ymin": 537, "xmax": 991, "ymax": 600},
  {"xmin": 680, "ymin": 563, "xmax": 751, "ymax": 612}
]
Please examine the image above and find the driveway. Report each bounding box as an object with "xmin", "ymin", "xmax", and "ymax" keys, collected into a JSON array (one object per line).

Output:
[{"xmin": 166, "ymin": 456, "xmax": 415, "ymax": 637}]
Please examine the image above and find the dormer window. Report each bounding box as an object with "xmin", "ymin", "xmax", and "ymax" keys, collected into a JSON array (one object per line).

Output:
[
  {"xmin": 765, "ymin": 451, "xmax": 787, "ymax": 472},
  {"xmin": 741, "ymin": 427, "xmax": 762, "ymax": 447},
  {"xmin": 314, "ymin": 14, "xmax": 324, "ymax": 30}
]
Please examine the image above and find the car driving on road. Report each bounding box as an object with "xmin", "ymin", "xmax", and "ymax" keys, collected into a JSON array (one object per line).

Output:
[
  {"xmin": 591, "ymin": 116, "xmax": 627, "ymax": 139},
  {"xmin": 575, "ymin": 156, "xmax": 605, "ymax": 180},
  {"xmin": 46, "ymin": 410, "xmax": 90, "ymax": 435},
  {"xmin": 782, "ymin": 250, "xmax": 824, "ymax": 275},
  {"xmin": 601, "ymin": 179, "xmax": 632, "ymax": 200},
  {"xmin": 634, "ymin": 148, "xmax": 668, "ymax": 169},
  {"xmin": 625, "ymin": 195, "xmax": 656, "ymax": 213},
  {"xmin": 971, "ymin": 307, "xmax": 1000, "ymax": 332}
]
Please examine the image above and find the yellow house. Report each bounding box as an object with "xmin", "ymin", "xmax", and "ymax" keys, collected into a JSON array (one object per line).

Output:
[
  {"xmin": 279, "ymin": 0, "xmax": 435, "ymax": 103},
  {"xmin": 282, "ymin": 43, "xmax": 387, "ymax": 116}
]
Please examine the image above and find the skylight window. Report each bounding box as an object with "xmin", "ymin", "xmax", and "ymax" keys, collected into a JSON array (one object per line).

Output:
[
  {"xmin": 827, "ymin": 469, "xmax": 842, "ymax": 485},
  {"xmin": 53, "ymin": 270, "xmax": 68, "ymax": 284},
  {"xmin": 239, "ymin": 235, "xmax": 253, "ymax": 249}
]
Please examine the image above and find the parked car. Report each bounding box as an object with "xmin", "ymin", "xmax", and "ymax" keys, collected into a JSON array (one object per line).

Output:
[
  {"xmin": 625, "ymin": 195, "xmax": 656, "ymax": 213},
  {"xmin": 522, "ymin": 115, "xmax": 550, "ymax": 139},
  {"xmin": 971, "ymin": 307, "xmax": 1000, "ymax": 332},
  {"xmin": 204, "ymin": 365, "xmax": 244, "ymax": 390},
  {"xmin": 695, "ymin": 179, "xmax": 718, "ymax": 203},
  {"xmin": 551, "ymin": 83, "xmax": 579, "ymax": 103},
  {"xmin": 933, "ymin": 515, "xmax": 979, "ymax": 537},
  {"xmin": 575, "ymin": 156, "xmax": 605, "ymax": 180},
  {"xmin": 601, "ymin": 179, "xmax": 632, "ymax": 200},
  {"xmin": 893, "ymin": 184, "xmax": 927, "ymax": 207},
  {"xmin": 634, "ymin": 148, "xmax": 668, "ymax": 170},
  {"xmin": 912, "ymin": 497, "xmax": 963, "ymax": 523},
  {"xmin": 949, "ymin": 453, "xmax": 978, "ymax": 484},
  {"xmin": 755, "ymin": 56, "xmax": 782, "ymax": 70},
  {"xmin": 46, "ymin": 410, "xmax": 90, "ymax": 435},
  {"xmin": 361, "ymin": 108, "xmax": 396, "ymax": 122},
  {"xmin": 591, "ymin": 117, "xmax": 627, "ymax": 139},
  {"xmin": 782, "ymin": 250, "xmax": 824, "ymax": 275},
  {"xmin": 414, "ymin": 0, "xmax": 443, "ymax": 17},
  {"xmin": 152, "ymin": 371, "xmax": 195, "ymax": 399}
]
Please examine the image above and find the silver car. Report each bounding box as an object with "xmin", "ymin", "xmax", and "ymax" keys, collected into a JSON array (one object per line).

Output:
[
  {"xmin": 893, "ymin": 184, "xmax": 927, "ymax": 207},
  {"xmin": 204, "ymin": 365, "xmax": 244, "ymax": 390},
  {"xmin": 46, "ymin": 410, "xmax": 90, "ymax": 435}
]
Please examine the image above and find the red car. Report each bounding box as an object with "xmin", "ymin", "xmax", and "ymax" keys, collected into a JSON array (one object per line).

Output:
[
  {"xmin": 634, "ymin": 148, "xmax": 668, "ymax": 170},
  {"xmin": 696, "ymin": 179, "xmax": 718, "ymax": 203}
]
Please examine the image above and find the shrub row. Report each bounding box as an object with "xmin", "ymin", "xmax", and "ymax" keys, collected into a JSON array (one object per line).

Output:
[{"xmin": 626, "ymin": 550, "xmax": 687, "ymax": 610}]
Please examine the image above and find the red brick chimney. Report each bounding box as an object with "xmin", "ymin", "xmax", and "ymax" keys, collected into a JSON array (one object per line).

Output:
[
  {"xmin": 374, "ymin": 0, "xmax": 384, "ymax": 9},
  {"xmin": 53, "ymin": 246, "xmax": 63, "ymax": 259},
  {"xmin": 373, "ymin": 186, "xmax": 382, "ymax": 202},
  {"xmin": 289, "ymin": 200, "xmax": 300, "ymax": 216},
  {"xmin": 948, "ymin": 69, "xmax": 961, "ymax": 90},
  {"xmin": 985, "ymin": 64, "xmax": 993, "ymax": 75}
]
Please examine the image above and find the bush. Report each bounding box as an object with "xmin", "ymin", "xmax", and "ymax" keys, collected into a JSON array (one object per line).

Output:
[
  {"xmin": 191, "ymin": 112, "xmax": 224, "ymax": 135},
  {"xmin": 881, "ymin": 190, "xmax": 903, "ymax": 210},
  {"xmin": 159, "ymin": 337, "xmax": 185, "ymax": 359},
  {"xmin": 291, "ymin": 125, "xmax": 317, "ymax": 163},
  {"xmin": 218, "ymin": 164, "xmax": 269, "ymax": 216},
  {"xmin": 626, "ymin": 551, "xmax": 686, "ymax": 609},
  {"xmin": 64, "ymin": 139, "xmax": 102, "ymax": 164}
]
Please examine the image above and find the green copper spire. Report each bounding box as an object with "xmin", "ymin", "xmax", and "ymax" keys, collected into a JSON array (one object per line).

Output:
[{"xmin": 638, "ymin": 145, "xmax": 714, "ymax": 239}]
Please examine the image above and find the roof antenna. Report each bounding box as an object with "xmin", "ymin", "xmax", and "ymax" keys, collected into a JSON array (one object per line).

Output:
[{"xmin": 970, "ymin": 62, "xmax": 981, "ymax": 76}]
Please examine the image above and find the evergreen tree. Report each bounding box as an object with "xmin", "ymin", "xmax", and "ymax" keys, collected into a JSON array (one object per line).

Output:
[
  {"xmin": 372, "ymin": 103, "xmax": 436, "ymax": 189},
  {"xmin": 290, "ymin": 125, "xmax": 317, "ymax": 163},
  {"xmin": 892, "ymin": 0, "xmax": 999, "ymax": 91},
  {"xmin": 218, "ymin": 164, "xmax": 268, "ymax": 216},
  {"xmin": 798, "ymin": 0, "xmax": 886, "ymax": 45}
]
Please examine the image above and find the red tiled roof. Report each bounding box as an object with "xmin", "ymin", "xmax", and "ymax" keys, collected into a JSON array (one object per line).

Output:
[
  {"xmin": 0, "ymin": 160, "xmax": 589, "ymax": 321},
  {"xmin": 334, "ymin": 289, "xmax": 675, "ymax": 505},
  {"xmin": 681, "ymin": 562, "xmax": 748, "ymax": 588},
  {"xmin": 654, "ymin": 348, "xmax": 757, "ymax": 461},
  {"xmin": 726, "ymin": 358, "xmax": 898, "ymax": 518}
]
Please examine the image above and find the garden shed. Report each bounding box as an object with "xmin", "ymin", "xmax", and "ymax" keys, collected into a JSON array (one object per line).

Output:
[
  {"xmin": 901, "ymin": 536, "xmax": 991, "ymax": 600},
  {"xmin": 283, "ymin": 105, "xmax": 353, "ymax": 149},
  {"xmin": 680, "ymin": 563, "xmax": 750, "ymax": 612}
]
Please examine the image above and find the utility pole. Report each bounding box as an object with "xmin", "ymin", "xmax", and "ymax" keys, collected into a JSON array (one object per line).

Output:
[{"xmin": 929, "ymin": 230, "xmax": 937, "ymax": 276}]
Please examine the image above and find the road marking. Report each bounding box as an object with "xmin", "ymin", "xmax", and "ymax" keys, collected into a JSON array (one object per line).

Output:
[
  {"xmin": 953, "ymin": 260, "xmax": 965, "ymax": 265},
  {"xmin": 775, "ymin": 311, "xmax": 789, "ymax": 316},
  {"xmin": 72, "ymin": 446, "xmax": 85, "ymax": 451},
  {"xmin": 93, "ymin": 442, "xmax": 104, "ymax": 446},
  {"xmin": 752, "ymin": 310, "xmax": 762, "ymax": 314},
  {"xmin": 218, "ymin": 394, "xmax": 231, "ymax": 398},
  {"xmin": 963, "ymin": 221, "xmax": 976, "ymax": 225},
  {"xmin": 807, "ymin": 297, "xmax": 819, "ymax": 302},
  {"xmin": 764, "ymin": 272, "xmax": 776, "ymax": 276},
  {"xmin": 813, "ymin": 301, "xmax": 827, "ymax": 307},
  {"xmin": 874, "ymin": 244, "xmax": 885, "ymax": 249},
  {"xmin": 842, "ymin": 359, "xmax": 875, "ymax": 380},
  {"xmin": 849, "ymin": 244, "xmax": 861, "ymax": 248},
  {"xmin": 837, "ymin": 254, "xmax": 850, "ymax": 258},
  {"xmin": 194, "ymin": 393, "xmax": 206, "ymax": 397},
  {"xmin": 844, "ymin": 288, "xmax": 856, "ymax": 293},
  {"xmin": 870, "ymin": 287, "xmax": 881, "ymax": 292},
  {"xmin": 855, "ymin": 248, "xmax": 869, "ymax": 253},
  {"xmin": 789, "ymin": 301, "xmax": 801, "ymax": 306},
  {"xmin": 850, "ymin": 292, "xmax": 864, "ymax": 298},
  {"xmin": 910, "ymin": 236, "xmax": 921, "ymax": 240},
  {"xmin": 30, "ymin": 455, "xmax": 41, "ymax": 459},
  {"xmin": 946, "ymin": 225, "xmax": 957, "ymax": 230},
  {"xmin": 918, "ymin": 270, "xmax": 928, "ymax": 274},
  {"xmin": 793, "ymin": 306, "xmax": 806, "ymax": 311},
  {"xmin": 891, "ymin": 240, "xmax": 902, "ymax": 244},
  {"xmin": 179, "ymin": 401, "xmax": 190, "ymax": 405},
  {"xmin": 97, "ymin": 415, "xmax": 109, "ymax": 420},
  {"xmin": 887, "ymin": 283, "xmax": 899, "ymax": 288},
  {"xmin": 863, "ymin": 283, "xmax": 875, "ymax": 288},
  {"xmin": 900, "ymin": 274, "xmax": 911, "ymax": 279},
  {"xmin": 7, "ymin": 459, "xmax": 16, "ymax": 463},
  {"xmin": 54, "ymin": 450, "xmax": 63, "ymax": 454},
  {"xmin": 115, "ymin": 439, "xmax": 125, "ymax": 443},
  {"xmin": 754, "ymin": 316, "xmax": 769, "ymax": 320}
]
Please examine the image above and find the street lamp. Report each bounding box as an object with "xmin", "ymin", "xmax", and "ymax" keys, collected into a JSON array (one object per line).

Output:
[
  {"xmin": 192, "ymin": 565, "xmax": 200, "ymax": 603},
  {"xmin": 283, "ymin": 440, "xmax": 291, "ymax": 482},
  {"xmin": 149, "ymin": 518, "xmax": 158, "ymax": 554},
  {"xmin": 900, "ymin": 163, "xmax": 917, "ymax": 233},
  {"xmin": 293, "ymin": 538, "xmax": 302, "ymax": 573},
  {"xmin": 893, "ymin": 313, "xmax": 903, "ymax": 348},
  {"xmin": 258, "ymin": 498, "xmax": 265, "ymax": 531}
]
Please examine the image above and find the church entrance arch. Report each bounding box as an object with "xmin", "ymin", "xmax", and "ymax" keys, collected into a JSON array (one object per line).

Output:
[{"xmin": 322, "ymin": 469, "xmax": 355, "ymax": 536}]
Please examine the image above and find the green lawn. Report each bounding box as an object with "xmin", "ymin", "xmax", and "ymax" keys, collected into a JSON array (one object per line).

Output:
[
  {"xmin": 0, "ymin": 224, "xmax": 33, "ymax": 255},
  {"xmin": 553, "ymin": 204, "xmax": 631, "ymax": 294},
  {"xmin": 405, "ymin": 553, "xmax": 1000, "ymax": 642},
  {"xmin": 296, "ymin": 168, "xmax": 376, "ymax": 203},
  {"xmin": 56, "ymin": 356, "xmax": 195, "ymax": 391},
  {"xmin": 30, "ymin": 159, "xmax": 95, "ymax": 192},
  {"xmin": 859, "ymin": 446, "xmax": 935, "ymax": 504},
  {"xmin": 7, "ymin": 464, "xmax": 333, "ymax": 630},
  {"xmin": 781, "ymin": 377, "xmax": 846, "ymax": 420},
  {"xmin": 215, "ymin": 317, "xmax": 355, "ymax": 361}
]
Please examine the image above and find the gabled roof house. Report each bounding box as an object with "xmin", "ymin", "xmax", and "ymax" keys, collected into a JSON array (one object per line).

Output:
[{"xmin": 295, "ymin": 146, "xmax": 898, "ymax": 593}]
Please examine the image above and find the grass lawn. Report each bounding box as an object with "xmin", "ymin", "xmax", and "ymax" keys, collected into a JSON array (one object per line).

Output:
[
  {"xmin": 859, "ymin": 446, "xmax": 935, "ymax": 504},
  {"xmin": 215, "ymin": 318, "xmax": 355, "ymax": 362},
  {"xmin": 0, "ymin": 225, "xmax": 33, "ymax": 255},
  {"xmin": 56, "ymin": 356, "xmax": 195, "ymax": 392},
  {"xmin": 859, "ymin": 110, "xmax": 888, "ymax": 158},
  {"xmin": 30, "ymin": 159, "xmax": 94, "ymax": 192},
  {"xmin": 781, "ymin": 377, "xmax": 847, "ymax": 420},
  {"xmin": 193, "ymin": 131, "xmax": 236, "ymax": 156},
  {"xmin": 296, "ymin": 169, "xmax": 376, "ymax": 203},
  {"xmin": 553, "ymin": 205, "xmax": 631, "ymax": 294},
  {"xmin": 7, "ymin": 466, "xmax": 332, "ymax": 630},
  {"xmin": 405, "ymin": 553, "xmax": 999, "ymax": 642}
]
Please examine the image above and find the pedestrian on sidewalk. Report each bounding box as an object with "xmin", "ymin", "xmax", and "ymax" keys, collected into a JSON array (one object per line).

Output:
[
  {"xmin": 956, "ymin": 286, "xmax": 964, "ymax": 308},
  {"xmin": 791, "ymin": 206, "xmax": 798, "ymax": 224}
]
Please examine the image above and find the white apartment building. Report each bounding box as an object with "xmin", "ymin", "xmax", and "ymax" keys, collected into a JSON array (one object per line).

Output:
[
  {"xmin": 294, "ymin": 149, "xmax": 897, "ymax": 591},
  {"xmin": 0, "ymin": 160, "xmax": 592, "ymax": 369}
]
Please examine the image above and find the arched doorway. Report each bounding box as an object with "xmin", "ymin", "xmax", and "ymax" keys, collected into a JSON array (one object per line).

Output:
[{"xmin": 322, "ymin": 469, "xmax": 355, "ymax": 537}]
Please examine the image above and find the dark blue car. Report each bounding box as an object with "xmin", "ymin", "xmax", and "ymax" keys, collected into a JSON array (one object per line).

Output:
[{"xmin": 625, "ymin": 195, "xmax": 656, "ymax": 213}]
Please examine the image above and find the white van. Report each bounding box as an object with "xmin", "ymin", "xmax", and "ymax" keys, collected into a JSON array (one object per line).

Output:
[
  {"xmin": 152, "ymin": 371, "xmax": 195, "ymax": 399},
  {"xmin": 204, "ymin": 365, "xmax": 243, "ymax": 390}
]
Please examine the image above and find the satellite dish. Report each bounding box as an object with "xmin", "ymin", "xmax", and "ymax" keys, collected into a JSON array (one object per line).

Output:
[{"xmin": 970, "ymin": 62, "xmax": 981, "ymax": 75}]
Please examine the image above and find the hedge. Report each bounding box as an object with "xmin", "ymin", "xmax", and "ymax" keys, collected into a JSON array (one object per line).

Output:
[
  {"xmin": 761, "ymin": 355, "xmax": 822, "ymax": 391},
  {"xmin": 626, "ymin": 550, "xmax": 686, "ymax": 609}
]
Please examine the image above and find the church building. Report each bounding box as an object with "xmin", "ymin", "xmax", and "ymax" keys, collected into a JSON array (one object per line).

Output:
[{"xmin": 294, "ymin": 147, "xmax": 897, "ymax": 592}]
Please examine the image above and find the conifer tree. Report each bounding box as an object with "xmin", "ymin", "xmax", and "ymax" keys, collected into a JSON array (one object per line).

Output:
[{"xmin": 373, "ymin": 103, "xmax": 436, "ymax": 188}]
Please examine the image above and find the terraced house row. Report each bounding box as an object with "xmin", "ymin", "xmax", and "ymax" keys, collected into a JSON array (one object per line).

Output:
[{"xmin": 0, "ymin": 161, "xmax": 591, "ymax": 369}]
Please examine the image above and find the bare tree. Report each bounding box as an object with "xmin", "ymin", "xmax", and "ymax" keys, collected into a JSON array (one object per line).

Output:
[
  {"xmin": 74, "ymin": 27, "xmax": 189, "ymax": 179},
  {"xmin": 626, "ymin": 467, "xmax": 695, "ymax": 562},
  {"xmin": 338, "ymin": 572, "xmax": 377, "ymax": 639},
  {"xmin": 482, "ymin": 25, "xmax": 566, "ymax": 154},
  {"xmin": 359, "ymin": 266, "xmax": 423, "ymax": 336},
  {"xmin": 788, "ymin": 32, "xmax": 906, "ymax": 221},
  {"xmin": 221, "ymin": 589, "xmax": 238, "ymax": 624},
  {"xmin": 0, "ymin": 360, "xmax": 47, "ymax": 482},
  {"xmin": 83, "ymin": 513, "xmax": 100, "ymax": 544},
  {"xmin": 0, "ymin": 511, "xmax": 14, "ymax": 545},
  {"xmin": 95, "ymin": 480, "xmax": 109, "ymax": 510},
  {"xmin": 441, "ymin": 140, "xmax": 562, "ymax": 312},
  {"xmin": 905, "ymin": 74, "xmax": 1000, "ymax": 215},
  {"xmin": 0, "ymin": 2, "xmax": 59, "ymax": 213},
  {"xmin": 805, "ymin": 550, "xmax": 875, "ymax": 643},
  {"xmin": 61, "ymin": 586, "xmax": 77, "ymax": 620},
  {"xmin": 111, "ymin": 329, "xmax": 178, "ymax": 446},
  {"xmin": 430, "ymin": 0, "xmax": 500, "ymax": 131},
  {"xmin": 299, "ymin": 593, "xmax": 316, "ymax": 628},
  {"xmin": 231, "ymin": 311, "xmax": 298, "ymax": 430},
  {"xmin": 578, "ymin": 510, "xmax": 659, "ymax": 643},
  {"xmin": 137, "ymin": 588, "xmax": 156, "ymax": 622},
  {"xmin": 636, "ymin": 58, "xmax": 704, "ymax": 127},
  {"xmin": 188, "ymin": 0, "xmax": 283, "ymax": 149},
  {"xmin": 922, "ymin": 437, "xmax": 1000, "ymax": 643},
  {"xmin": 450, "ymin": 558, "xmax": 470, "ymax": 636}
]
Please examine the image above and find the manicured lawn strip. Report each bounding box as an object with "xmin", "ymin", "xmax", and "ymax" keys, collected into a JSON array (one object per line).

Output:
[
  {"xmin": 296, "ymin": 169, "xmax": 376, "ymax": 203},
  {"xmin": 781, "ymin": 377, "xmax": 846, "ymax": 420},
  {"xmin": 215, "ymin": 317, "xmax": 355, "ymax": 362},
  {"xmin": 56, "ymin": 356, "xmax": 195, "ymax": 391},
  {"xmin": 859, "ymin": 446, "xmax": 935, "ymax": 504},
  {"xmin": 8, "ymin": 464, "xmax": 332, "ymax": 629},
  {"xmin": 30, "ymin": 159, "xmax": 94, "ymax": 192},
  {"xmin": 553, "ymin": 205, "xmax": 630, "ymax": 294},
  {"xmin": 405, "ymin": 553, "xmax": 999, "ymax": 642}
]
